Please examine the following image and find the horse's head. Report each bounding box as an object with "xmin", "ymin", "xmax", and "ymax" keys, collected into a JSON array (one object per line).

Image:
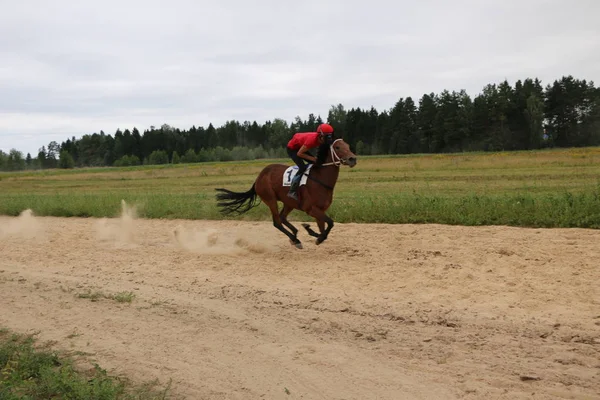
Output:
[
  {"xmin": 330, "ymin": 138, "xmax": 357, "ymax": 167},
  {"xmin": 316, "ymin": 137, "xmax": 357, "ymax": 167}
]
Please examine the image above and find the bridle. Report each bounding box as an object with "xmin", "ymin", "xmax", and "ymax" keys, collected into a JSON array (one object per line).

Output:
[
  {"xmin": 304, "ymin": 138, "xmax": 353, "ymax": 190},
  {"xmin": 321, "ymin": 138, "xmax": 349, "ymax": 167}
]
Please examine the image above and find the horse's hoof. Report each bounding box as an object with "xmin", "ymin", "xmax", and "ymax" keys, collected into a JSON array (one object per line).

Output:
[
  {"xmin": 302, "ymin": 223, "xmax": 310, "ymax": 229},
  {"xmin": 290, "ymin": 239, "xmax": 302, "ymax": 249},
  {"xmin": 316, "ymin": 238, "xmax": 324, "ymax": 245}
]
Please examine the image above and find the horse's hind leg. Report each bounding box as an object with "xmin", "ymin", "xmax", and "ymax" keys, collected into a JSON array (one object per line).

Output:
[
  {"xmin": 280, "ymin": 204, "xmax": 299, "ymax": 238},
  {"xmin": 267, "ymin": 200, "xmax": 303, "ymax": 249}
]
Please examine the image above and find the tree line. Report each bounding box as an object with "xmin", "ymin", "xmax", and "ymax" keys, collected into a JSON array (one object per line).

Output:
[{"xmin": 1, "ymin": 75, "xmax": 599, "ymax": 171}]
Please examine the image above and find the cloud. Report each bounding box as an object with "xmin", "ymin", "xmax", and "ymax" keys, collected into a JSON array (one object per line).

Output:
[{"xmin": 1, "ymin": 0, "xmax": 599, "ymax": 155}]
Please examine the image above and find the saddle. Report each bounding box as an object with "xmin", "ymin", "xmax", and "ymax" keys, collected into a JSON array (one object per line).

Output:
[{"xmin": 282, "ymin": 164, "xmax": 313, "ymax": 187}]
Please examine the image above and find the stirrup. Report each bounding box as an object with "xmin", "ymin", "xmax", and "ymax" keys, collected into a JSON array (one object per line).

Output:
[{"xmin": 287, "ymin": 190, "xmax": 298, "ymax": 200}]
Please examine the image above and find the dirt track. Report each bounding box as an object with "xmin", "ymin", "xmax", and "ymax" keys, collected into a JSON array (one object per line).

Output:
[{"xmin": 1, "ymin": 207, "xmax": 599, "ymax": 400}]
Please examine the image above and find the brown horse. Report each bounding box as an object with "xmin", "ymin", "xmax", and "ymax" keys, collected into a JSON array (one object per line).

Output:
[{"xmin": 215, "ymin": 138, "xmax": 357, "ymax": 248}]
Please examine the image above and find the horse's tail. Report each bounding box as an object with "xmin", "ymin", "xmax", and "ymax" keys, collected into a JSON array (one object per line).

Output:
[{"xmin": 215, "ymin": 183, "xmax": 260, "ymax": 216}]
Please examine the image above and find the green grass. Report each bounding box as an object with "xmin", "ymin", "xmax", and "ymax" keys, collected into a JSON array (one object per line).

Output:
[
  {"xmin": 0, "ymin": 328, "xmax": 175, "ymax": 399},
  {"xmin": 2, "ymin": 147, "xmax": 600, "ymax": 228},
  {"xmin": 76, "ymin": 290, "xmax": 137, "ymax": 303}
]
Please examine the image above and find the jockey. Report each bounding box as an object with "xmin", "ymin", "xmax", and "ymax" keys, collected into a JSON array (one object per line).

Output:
[{"xmin": 286, "ymin": 123, "xmax": 335, "ymax": 200}]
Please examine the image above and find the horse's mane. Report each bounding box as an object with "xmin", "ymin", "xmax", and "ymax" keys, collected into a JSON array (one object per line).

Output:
[{"xmin": 315, "ymin": 136, "xmax": 335, "ymax": 165}]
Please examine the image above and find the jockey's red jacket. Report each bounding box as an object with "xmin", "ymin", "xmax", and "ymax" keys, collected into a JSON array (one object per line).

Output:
[{"xmin": 287, "ymin": 132, "xmax": 320, "ymax": 151}]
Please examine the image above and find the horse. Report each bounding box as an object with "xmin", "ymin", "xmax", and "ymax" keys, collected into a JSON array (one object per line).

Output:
[{"xmin": 214, "ymin": 137, "xmax": 357, "ymax": 249}]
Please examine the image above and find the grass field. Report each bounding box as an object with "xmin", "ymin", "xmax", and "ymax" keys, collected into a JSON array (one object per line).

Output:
[
  {"xmin": 2, "ymin": 147, "xmax": 600, "ymax": 228},
  {"xmin": 0, "ymin": 328, "xmax": 174, "ymax": 399}
]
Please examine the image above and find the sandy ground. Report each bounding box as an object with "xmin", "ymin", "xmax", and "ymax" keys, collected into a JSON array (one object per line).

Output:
[{"xmin": 0, "ymin": 204, "xmax": 599, "ymax": 400}]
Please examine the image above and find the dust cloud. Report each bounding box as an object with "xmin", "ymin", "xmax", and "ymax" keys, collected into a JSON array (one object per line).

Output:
[
  {"xmin": 92, "ymin": 199, "xmax": 277, "ymax": 254},
  {"xmin": 172, "ymin": 224, "xmax": 278, "ymax": 254},
  {"xmin": 0, "ymin": 209, "xmax": 44, "ymax": 240},
  {"xmin": 95, "ymin": 200, "xmax": 138, "ymax": 247}
]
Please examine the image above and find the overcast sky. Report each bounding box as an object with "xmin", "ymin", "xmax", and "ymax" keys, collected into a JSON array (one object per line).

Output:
[{"xmin": 1, "ymin": 0, "xmax": 599, "ymax": 156}]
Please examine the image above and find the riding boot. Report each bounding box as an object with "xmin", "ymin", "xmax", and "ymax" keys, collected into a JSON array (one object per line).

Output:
[{"xmin": 287, "ymin": 174, "xmax": 301, "ymax": 200}]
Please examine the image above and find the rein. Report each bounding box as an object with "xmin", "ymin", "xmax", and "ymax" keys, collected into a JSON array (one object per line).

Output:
[{"xmin": 320, "ymin": 138, "xmax": 344, "ymax": 167}]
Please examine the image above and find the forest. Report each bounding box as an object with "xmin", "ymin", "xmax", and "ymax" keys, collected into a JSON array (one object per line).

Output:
[{"xmin": 1, "ymin": 75, "xmax": 599, "ymax": 171}]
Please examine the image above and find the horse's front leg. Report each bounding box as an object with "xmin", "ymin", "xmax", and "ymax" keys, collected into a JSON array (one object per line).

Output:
[
  {"xmin": 301, "ymin": 220, "xmax": 322, "ymax": 238},
  {"xmin": 306, "ymin": 207, "xmax": 333, "ymax": 245},
  {"xmin": 317, "ymin": 215, "xmax": 333, "ymax": 245}
]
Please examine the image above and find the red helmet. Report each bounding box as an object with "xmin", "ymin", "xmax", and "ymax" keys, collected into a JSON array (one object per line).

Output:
[{"xmin": 317, "ymin": 123, "xmax": 334, "ymax": 135}]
